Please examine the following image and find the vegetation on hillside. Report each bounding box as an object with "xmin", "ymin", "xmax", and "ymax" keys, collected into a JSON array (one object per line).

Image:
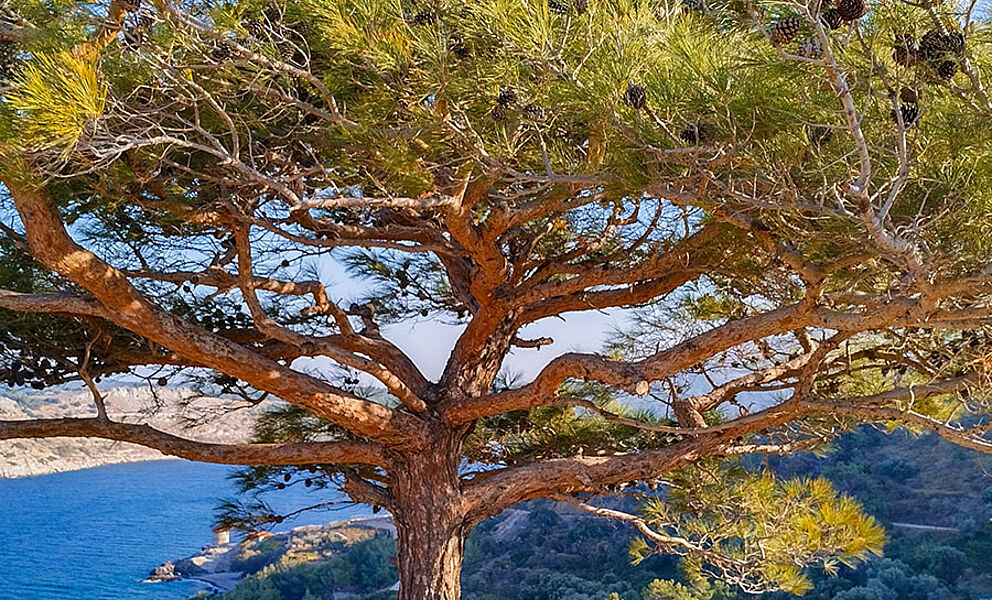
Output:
[{"xmin": 208, "ymin": 429, "xmax": 992, "ymax": 600}]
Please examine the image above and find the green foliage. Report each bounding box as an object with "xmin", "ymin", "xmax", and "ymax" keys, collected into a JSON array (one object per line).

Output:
[
  {"xmin": 209, "ymin": 430, "xmax": 992, "ymax": 600},
  {"xmin": 7, "ymin": 51, "xmax": 105, "ymax": 153},
  {"xmin": 218, "ymin": 404, "xmax": 385, "ymax": 532},
  {"xmin": 0, "ymin": 233, "xmax": 153, "ymax": 389},
  {"xmin": 642, "ymin": 575, "xmax": 733, "ymax": 600},
  {"xmin": 3, "ymin": 0, "xmax": 992, "ymax": 598},
  {"xmin": 342, "ymin": 249, "xmax": 464, "ymax": 322},
  {"xmin": 213, "ymin": 536, "xmax": 397, "ymax": 600},
  {"xmin": 465, "ymin": 382, "xmax": 679, "ymax": 464},
  {"xmin": 631, "ymin": 463, "xmax": 886, "ymax": 595}
]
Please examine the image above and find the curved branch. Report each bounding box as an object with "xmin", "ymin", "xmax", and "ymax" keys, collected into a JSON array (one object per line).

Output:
[
  {"xmin": 447, "ymin": 293, "xmax": 973, "ymax": 425},
  {"xmin": 0, "ymin": 417, "xmax": 390, "ymax": 467},
  {"xmin": 0, "ymin": 289, "xmax": 109, "ymax": 317},
  {"xmin": 804, "ymin": 402, "xmax": 992, "ymax": 453},
  {"xmin": 445, "ymin": 302, "xmax": 815, "ymax": 424},
  {"xmin": 6, "ymin": 177, "xmax": 426, "ymax": 447},
  {"xmin": 462, "ymin": 436, "xmax": 720, "ymax": 524},
  {"xmin": 460, "ymin": 396, "xmax": 813, "ymax": 521},
  {"xmin": 462, "ymin": 369, "xmax": 983, "ymax": 521},
  {"xmin": 231, "ymin": 222, "xmax": 427, "ymax": 412}
]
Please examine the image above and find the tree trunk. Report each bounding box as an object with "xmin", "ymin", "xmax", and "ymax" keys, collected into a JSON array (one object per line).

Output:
[
  {"xmin": 392, "ymin": 432, "xmax": 468, "ymax": 600},
  {"xmin": 394, "ymin": 509, "xmax": 465, "ymax": 600}
]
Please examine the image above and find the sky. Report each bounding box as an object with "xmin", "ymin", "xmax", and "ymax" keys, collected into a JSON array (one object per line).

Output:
[{"xmin": 313, "ymin": 255, "xmax": 630, "ymax": 383}]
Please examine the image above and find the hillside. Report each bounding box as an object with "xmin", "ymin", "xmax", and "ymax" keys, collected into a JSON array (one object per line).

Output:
[
  {"xmin": 189, "ymin": 427, "xmax": 992, "ymax": 600},
  {"xmin": 0, "ymin": 387, "xmax": 266, "ymax": 478}
]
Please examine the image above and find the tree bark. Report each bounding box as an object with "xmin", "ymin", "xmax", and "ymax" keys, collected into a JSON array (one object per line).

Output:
[
  {"xmin": 394, "ymin": 510, "xmax": 466, "ymax": 600},
  {"xmin": 391, "ymin": 431, "xmax": 468, "ymax": 600}
]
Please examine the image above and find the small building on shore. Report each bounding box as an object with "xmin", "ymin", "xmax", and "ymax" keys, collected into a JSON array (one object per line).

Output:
[{"xmin": 212, "ymin": 526, "xmax": 231, "ymax": 546}]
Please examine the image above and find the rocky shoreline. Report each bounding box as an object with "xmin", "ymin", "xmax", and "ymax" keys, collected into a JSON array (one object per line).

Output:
[{"xmin": 145, "ymin": 516, "xmax": 397, "ymax": 593}]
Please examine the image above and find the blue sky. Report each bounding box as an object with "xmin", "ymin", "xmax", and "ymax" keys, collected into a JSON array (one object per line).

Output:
[{"xmin": 313, "ymin": 256, "xmax": 629, "ymax": 382}]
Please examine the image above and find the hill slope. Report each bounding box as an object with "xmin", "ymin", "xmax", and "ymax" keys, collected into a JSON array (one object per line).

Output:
[{"xmin": 0, "ymin": 387, "xmax": 265, "ymax": 478}]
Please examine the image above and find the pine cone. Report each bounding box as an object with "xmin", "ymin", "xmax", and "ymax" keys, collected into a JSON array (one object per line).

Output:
[
  {"xmin": 820, "ymin": 8, "xmax": 843, "ymax": 30},
  {"xmin": 523, "ymin": 103, "xmax": 546, "ymax": 119},
  {"xmin": 120, "ymin": 0, "xmax": 141, "ymax": 13},
  {"xmin": 836, "ymin": 0, "xmax": 866, "ymax": 21},
  {"xmin": 899, "ymin": 87, "xmax": 919, "ymax": 103},
  {"xmin": 918, "ymin": 29, "xmax": 947, "ymax": 60},
  {"xmin": 210, "ymin": 43, "xmax": 232, "ymax": 62},
  {"xmin": 497, "ymin": 86, "xmax": 517, "ymax": 107},
  {"xmin": 680, "ymin": 122, "xmax": 712, "ymax": 144},
  {"xmin": 623, "ymin": 82, "xmax": 647, "ymax": 110},
  {"xmin": 890, "ymin": 103, "xmax": 919, "ymax": 126},
  {"xmin": 244, "ymin": 19, "xmax": 265, "ymax": 36},
  {"xmin": 574, "ymin": 0, "xmax": 589, "ymax": 15},
  {"xmin": 945, "ymin": 31, "xmax": 965, "ymax": 56},
  {"xmin": 771, "ymin": 17, "xmax": 802, "ymax": 46},
  {"xmin": 491, "ymin": 104, "xmax": 508, "ymax": 122},
  {"xmin": 798, "ymin": 37, "xmax": 823, "ymax": 58},
  {"xmin": 548, "ymin": 0, "xmax": 571, "ymax": 14},
  {"xmin": 893, "ymin": 33, "xmax": 919, "ymax": 67},
  {"xmin": 936, "ymin": 60, "xmax": 957, "ymax": 80},
  {"xmin": 410, "ymin": 11, "xmax": 436, "ymax": 26},
  {"xmin": 449, "ymin": 35, "xmax": 469, "ymax": 58}
]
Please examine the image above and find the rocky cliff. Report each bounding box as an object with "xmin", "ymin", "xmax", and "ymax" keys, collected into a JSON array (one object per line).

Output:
[{"xmin": 0, "ymin": 387, "xmax": 266, "ymax": 478}]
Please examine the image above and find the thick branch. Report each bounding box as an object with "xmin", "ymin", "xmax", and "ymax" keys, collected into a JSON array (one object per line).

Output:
[
  {"xmin": 7, "ymin": 178, "xmax": 425, "ymax": 447},
  {"xmin": 0, "ymin": 417, "xmax": 390, "ymax": 467},
  {"xmin": 448, "ymin": 294, "xmax": 963, "ymax": 424},
  {"xmin": 462, "ymin": 436, "xmax": 720, "ymax": 524},
  {"xmin": 0, "ymin": 289, "xmax": 108, "ymax": 318},
  {"xmin": 446, "ymin": 302, "xmax": 815, "ymax": 424}
]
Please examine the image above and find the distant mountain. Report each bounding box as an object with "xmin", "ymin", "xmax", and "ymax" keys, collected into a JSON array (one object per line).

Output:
[{"xmin": 0, "ymin": 387, "xmax": 268, "ymax": 478}]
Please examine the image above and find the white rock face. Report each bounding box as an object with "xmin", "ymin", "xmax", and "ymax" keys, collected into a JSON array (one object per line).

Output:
[{"xmin": 0, "ymin": 386, "xmax": 270, "ymax": 478}]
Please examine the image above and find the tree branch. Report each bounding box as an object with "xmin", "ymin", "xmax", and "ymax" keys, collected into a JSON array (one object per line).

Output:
[
  {"xmin": 0, "ymin": 417, "xmax": 390, "ymax": 467},
  {"xmin": 6, "ymin": 177, "xmax": 426, "ymax": 447},
  {"xmin": 0, "ymin": 289, "xmax": 109, "ymax": 318}
]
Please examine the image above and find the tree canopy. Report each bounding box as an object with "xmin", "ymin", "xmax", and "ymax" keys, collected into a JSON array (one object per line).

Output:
[{"xmin": 1, "ymin": 0, "xmax": 992, "ymax": 597}]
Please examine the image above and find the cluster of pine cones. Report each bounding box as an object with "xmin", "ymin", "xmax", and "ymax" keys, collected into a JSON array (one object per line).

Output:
[
  {"xmin": 769, "ymin": 0, "xmax": 867, "ymax": 58},
  {"xmin": 490, "ymin": 86, "xmax": 546, "ymax": 123},
  {"xmin": 893, "ymin": 29, "xmax": 965, "ymax": 80},
  {"xmin": 622, "ymin": 82, "xmax": 713, "ymax": 145},
  {"xmin": 888, "ymin": 28, "xmax": 966, "ymax": 127},
  {"xmin": 767, "ymin": 1, "xmax": 966, "ymax": 130},
  {"xmin": 1, "ymin": 357, "xmax": 67, "ymax": 390}
]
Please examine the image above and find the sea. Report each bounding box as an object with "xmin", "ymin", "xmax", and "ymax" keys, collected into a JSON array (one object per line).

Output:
[{"xmin": 0, "ymin": 460, "xmax": 370, "ymax": 600}]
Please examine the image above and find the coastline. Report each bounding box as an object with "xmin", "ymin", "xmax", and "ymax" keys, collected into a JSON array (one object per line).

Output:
[
  {"xmin": 189, "ymin": 572, "xmax": 243, "ymax": 592},
  {"xmin": 147, "ymin": 515, "xmax": 395, "ymax": 594},
  {"xmin": 0, "ymin": 387, "xmax": 270, "ymax": 479}
]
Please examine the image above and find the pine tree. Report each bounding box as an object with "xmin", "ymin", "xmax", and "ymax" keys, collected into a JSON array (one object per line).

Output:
[{"xmin": 1, "ymin": 1, "xmax": 992, "ymax": 599}]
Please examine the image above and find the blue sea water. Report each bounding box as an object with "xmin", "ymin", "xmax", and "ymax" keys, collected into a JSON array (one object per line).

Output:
[{"xmin": 0, "ymin": 460, "xmax": 369, "ymax": 600}]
